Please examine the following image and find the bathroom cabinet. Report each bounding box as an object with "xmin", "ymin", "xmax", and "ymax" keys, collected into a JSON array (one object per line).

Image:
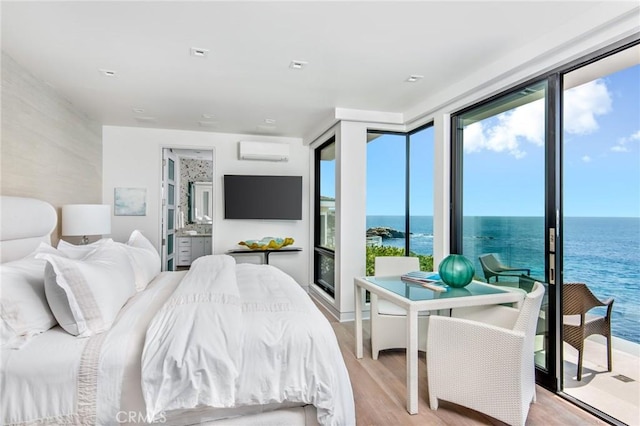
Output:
[{"xmin": 176, "ymin": 236, "xmax": 212, "ymax": 266}]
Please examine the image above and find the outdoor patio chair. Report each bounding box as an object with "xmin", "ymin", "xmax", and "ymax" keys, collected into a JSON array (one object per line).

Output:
[
  {"xmin": 370, "ymin": 256, "xmax": 428, "ymax": 359},
  {"xmin": 479, "ymin": 253, "xmax": 531, "ymax": 283},
  {"xmin": 427, "ymin": 281, "xmax": 545, "ymax": 426},
  {"xmin": 563, "ymin": 283, "xmax": 614, "ymax": 381}
]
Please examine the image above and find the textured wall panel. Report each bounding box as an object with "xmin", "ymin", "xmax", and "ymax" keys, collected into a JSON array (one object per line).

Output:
[{"xmin": 1, "ymin": 53, "xmax": 102, "ymax": 244}]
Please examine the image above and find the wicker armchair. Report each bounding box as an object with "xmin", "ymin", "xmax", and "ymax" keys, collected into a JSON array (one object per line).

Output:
[
  {"xmin": 563, "ymin": 283, "xmax": 614, "ymax": 381},
  {"xmin": 370, "ymin": 256, "xmax": 428, "ymax": 359},
  {"xmin": 427, "ymin": 281, "xmax": 545, "ymax": 426}
]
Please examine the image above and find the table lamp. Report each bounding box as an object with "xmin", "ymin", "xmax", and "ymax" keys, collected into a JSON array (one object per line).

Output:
[{"xmin": 62, "ymin": 204, "xmax": 111, "ymax": 244}]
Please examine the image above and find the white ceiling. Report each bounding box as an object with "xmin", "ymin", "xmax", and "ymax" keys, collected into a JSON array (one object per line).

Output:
[{"xmin": 0, "ymin": 1, "xmax": 632, "ymax": 139}]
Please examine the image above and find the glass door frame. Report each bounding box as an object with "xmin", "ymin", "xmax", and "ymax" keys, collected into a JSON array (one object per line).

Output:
[
  {"xmin": 450, "ymin": 35, "xmax": 639, "ymax": 423},
  {"xmin": 450, "ymin": 75, "xmax": 561, "ymax": 390}
]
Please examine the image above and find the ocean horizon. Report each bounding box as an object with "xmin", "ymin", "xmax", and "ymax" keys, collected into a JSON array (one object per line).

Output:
[{"xmin": 367, "ymin": 215, "xmax": 640, "ymax": 345}]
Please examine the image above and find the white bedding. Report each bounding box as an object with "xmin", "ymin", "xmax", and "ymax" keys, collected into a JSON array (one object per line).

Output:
[
  {"xmin": 1, "ymin": 270, "xmax": 185, "ymax": 425},
  {"xmin": 1, "ymin": 256, "xmax": 354, "ymax": 426},
  {"xmin": 143, "ymin": 256, "xmax": 354, "ymax": 426}
]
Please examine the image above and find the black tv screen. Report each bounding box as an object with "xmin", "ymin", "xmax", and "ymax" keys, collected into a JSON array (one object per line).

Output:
[{"xmin": 224, "ymin": 175, "xmax": 302, "ymax": 220}]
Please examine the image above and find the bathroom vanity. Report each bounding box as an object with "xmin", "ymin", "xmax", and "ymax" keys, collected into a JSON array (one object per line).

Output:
[{"xmin": 176, "ymin": 235, "xmax": 212, "ymax": 266}]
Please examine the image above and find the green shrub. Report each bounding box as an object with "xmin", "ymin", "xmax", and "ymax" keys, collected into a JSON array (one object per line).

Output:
[{"xmin": 365, "ymin": 245, "xmax": 434, "ymax": 276}]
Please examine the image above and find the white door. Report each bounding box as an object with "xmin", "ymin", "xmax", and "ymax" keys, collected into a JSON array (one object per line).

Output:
[{"xmin": 162, "ymin": 148, "xmax": 178, "ymax": 271}]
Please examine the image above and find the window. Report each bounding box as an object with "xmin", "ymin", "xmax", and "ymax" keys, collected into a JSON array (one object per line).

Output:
[
  {"xmin": 366, "ymin": 125, "xmax": 434, "ymax": 275},
  {"xmin": 314, "ymin": 138, "xmax": 336, "ymax": 297}
]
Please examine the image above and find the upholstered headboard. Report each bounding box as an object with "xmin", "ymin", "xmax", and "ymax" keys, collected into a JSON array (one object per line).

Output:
[{"xmin": 0, "ymin": 196, "xmax": 57, "ymax": 263}]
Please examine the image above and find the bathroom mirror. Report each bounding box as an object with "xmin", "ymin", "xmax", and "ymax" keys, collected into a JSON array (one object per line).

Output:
[{"xmin": 188, "ymin": 182, "xmax": 213, "ymax": 224}]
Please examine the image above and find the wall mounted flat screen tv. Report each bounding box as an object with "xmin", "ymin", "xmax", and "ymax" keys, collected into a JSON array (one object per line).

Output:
[{"xmin": 224, "ymin": 175, "xmax": 302, "ymax": 220}]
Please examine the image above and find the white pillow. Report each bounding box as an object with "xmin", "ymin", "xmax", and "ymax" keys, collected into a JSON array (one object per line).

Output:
[
  {"xmin": 0, "ymin": 244, "xmax": 61, "ymax": 349},
  {"xmin": 124, "ymin": 230, "xmax": 161, "ymax": 291},
  {"xmin": 56, "ymin": 238, "xmax": 113, "ymax": 259},
  {"xmin": 37, "ymin": 241, "xmax": 136, "ymax": 337}
]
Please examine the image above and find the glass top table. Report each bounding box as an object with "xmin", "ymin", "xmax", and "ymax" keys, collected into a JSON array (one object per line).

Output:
[
  {"xmin": 354, "ymin": 275, "xmax": 525, "ymax": 415},
  {"xmin": 364, "ymin": 276, "xmax": 510, "ymax": 302}
]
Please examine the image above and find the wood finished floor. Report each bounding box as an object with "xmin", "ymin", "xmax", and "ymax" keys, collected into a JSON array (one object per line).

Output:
[{"xmin": 318, "ymin": 305, "xmax": 607, "ymax": 426}]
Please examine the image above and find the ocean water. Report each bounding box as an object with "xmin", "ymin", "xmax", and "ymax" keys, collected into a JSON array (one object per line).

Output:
[{"xmin": 367, "ymin": 215, "xmax": 640, "ymax": 344}]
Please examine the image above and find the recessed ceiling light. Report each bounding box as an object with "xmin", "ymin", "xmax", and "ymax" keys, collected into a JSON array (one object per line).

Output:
[
  {"xmin": 257, "ymin": 124, "xmax": 277, "ymax": 132},
  {"xmin": 190, "ymin": 47, "xmax": 209, "ymax": 57},
  {"xmin": 289, "ymin": 60, "xmax": 308, "ymax": 70},
  {"xmin": 406, "ymin": 75, "xmax": 423, "ymax": 83},
  {"xmin": 264, "ymin": 118, "xmax": 276, "ymax": 124},
  {"xmin": 132, "ymin": 107, "xmax": 145, "ymax": 114},
  {"xmin": 99, "ymin": 69, "xmax": 117, "ymax": 77},
  {"xmin": 134, "ymin": 116, "xmax": 157, "ymax": 123},
  {"xmin": 198, "ymin": 121, "xmax": 218, "ymax": 128}
]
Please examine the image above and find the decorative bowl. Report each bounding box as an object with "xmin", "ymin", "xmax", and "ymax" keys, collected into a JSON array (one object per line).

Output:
[
  {"xmin": 438, "ymin": 254, "xmax": 475, "ymax": 288},
  {"xmin": 238, "ymin": 237, "xmax": 294, "ymax": 250}
]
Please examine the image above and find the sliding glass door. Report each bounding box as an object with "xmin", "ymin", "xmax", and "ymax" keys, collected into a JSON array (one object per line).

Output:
[
  {"xmin": 452, "ymin": 79, "xmax": 553, "ymax": 380},
  {"xmin": 560, "ymin": 46, "xmax": 639, "ymax": 425},
  {"xmin": 452, "ymin": 41, "xmax": 639, "ymax": 423}
]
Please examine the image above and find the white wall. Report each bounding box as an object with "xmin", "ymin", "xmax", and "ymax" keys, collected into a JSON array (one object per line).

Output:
[{"xmin": 102, "ymin": 126, "xmax": 310, "ymax": 287}]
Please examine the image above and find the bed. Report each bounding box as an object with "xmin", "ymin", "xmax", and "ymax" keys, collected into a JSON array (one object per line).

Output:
[{"xmin": 0, "ymin": 196, "xmax": 355, "ymax": 426}]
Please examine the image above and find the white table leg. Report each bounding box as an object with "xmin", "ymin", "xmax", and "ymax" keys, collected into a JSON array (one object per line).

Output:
[
  {"xmin": 406, "ymin": 307, "xmax": 418, "ymax": 414},
  {"xmin": 355, "ymin": 281, "xmax": 363, "ymax": 359}
]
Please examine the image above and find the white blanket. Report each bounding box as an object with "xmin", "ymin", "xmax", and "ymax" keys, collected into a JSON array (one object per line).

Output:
[
  {"xmin": 142, "ymin": 255, "xmax": 243, "ymax": 416},
  {"xmin": 2, "ymin": 256, "xmax": 354, "ymax": 425},
  {"xmin": 1, "ymin": 271, "xmax": 186, "ymax": 426},
  {"xmin": 142, "ymin": 255, "xmax": 355, "ymax": 426}
]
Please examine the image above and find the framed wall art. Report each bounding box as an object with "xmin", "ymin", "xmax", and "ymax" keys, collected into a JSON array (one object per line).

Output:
[{"xmin": 114, "ymin": 187, "xmax": 146, "ymax": 216}]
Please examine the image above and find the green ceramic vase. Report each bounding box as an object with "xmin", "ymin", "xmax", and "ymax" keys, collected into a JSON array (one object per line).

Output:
[{"xmin": 438, "ymin": 254, "xmax": 475, "ymax": 288}]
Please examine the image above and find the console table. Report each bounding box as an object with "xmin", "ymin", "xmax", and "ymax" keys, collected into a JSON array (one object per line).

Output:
[{"xmin": 226, "ymin": 247, "xmax": 302, "ymax": 265}]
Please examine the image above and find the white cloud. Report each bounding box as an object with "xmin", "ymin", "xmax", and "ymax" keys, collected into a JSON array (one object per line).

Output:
[
  {"xmin": 464, "ymin": 78, "xmax": 612, "ymax": 159},
  {"xmin": 626, "ymin": 130, "xmax": 640, "ymax": 142},
  {"xmin": 463, "ymin": 99, "xmax": 543, "ymax": 159},
  {"xmin": 564, "ymin": 79, "xmax": 612, "ymax": 135},
  {"xmin": 582, "ymin": 155, "xmax": 592, "ymax": 163},
  {"xmin": 612, "ymin": 129, "xmax": 640, "ymax": 152}
]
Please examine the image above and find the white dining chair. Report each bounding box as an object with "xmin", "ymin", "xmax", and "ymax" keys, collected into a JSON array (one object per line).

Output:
[
  {"xmin": 370, "ymin": 256, "xmax": 429, "ymax": 359},
  {"xmin": 427, "ymin": 281, "xmax": 545, "ymax": 426}
]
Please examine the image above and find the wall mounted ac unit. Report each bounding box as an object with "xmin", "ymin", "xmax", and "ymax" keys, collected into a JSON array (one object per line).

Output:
[{"xmin": 238, "ymin": 141, "xmax": 290, "ymax": 162}]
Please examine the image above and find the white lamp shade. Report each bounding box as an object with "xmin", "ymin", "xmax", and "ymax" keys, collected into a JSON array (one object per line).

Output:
[{"xmin": 62, "ymin": 204, "xmax": 111, "ymax": 237}]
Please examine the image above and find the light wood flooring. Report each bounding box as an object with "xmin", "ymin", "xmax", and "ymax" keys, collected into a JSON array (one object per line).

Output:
[{"xmin": 319, "ymin": 305, "xmax": 607, "ymax": 426}]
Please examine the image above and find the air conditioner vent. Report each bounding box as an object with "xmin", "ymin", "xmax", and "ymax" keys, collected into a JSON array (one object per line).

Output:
[{"xmin": 238, "ymin": 141, "xmax": 290, "ymax": 162}]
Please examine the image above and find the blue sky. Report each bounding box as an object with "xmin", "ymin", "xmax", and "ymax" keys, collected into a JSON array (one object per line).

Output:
[
  {"xmin": 362, "ymin": 63, "xmax": 639, "ymax": 218},
  {"xmin": 366, "ymin": 128, "xmax": 434, "ymax": 215}
]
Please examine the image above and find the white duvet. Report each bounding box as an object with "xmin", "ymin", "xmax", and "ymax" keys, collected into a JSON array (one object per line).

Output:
[
  {"xmin": 2, "ymin": 255, "xmax": 354, "ymax": 426},
  {"xmin": 142, "ymin": 255, "xmax": 354, "ymax": 426}
]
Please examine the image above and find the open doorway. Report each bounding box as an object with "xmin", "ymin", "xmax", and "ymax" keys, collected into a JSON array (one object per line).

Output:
[{"xmin": 161, "ymin": 148, "xmax": 214, "ymax": 271}]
